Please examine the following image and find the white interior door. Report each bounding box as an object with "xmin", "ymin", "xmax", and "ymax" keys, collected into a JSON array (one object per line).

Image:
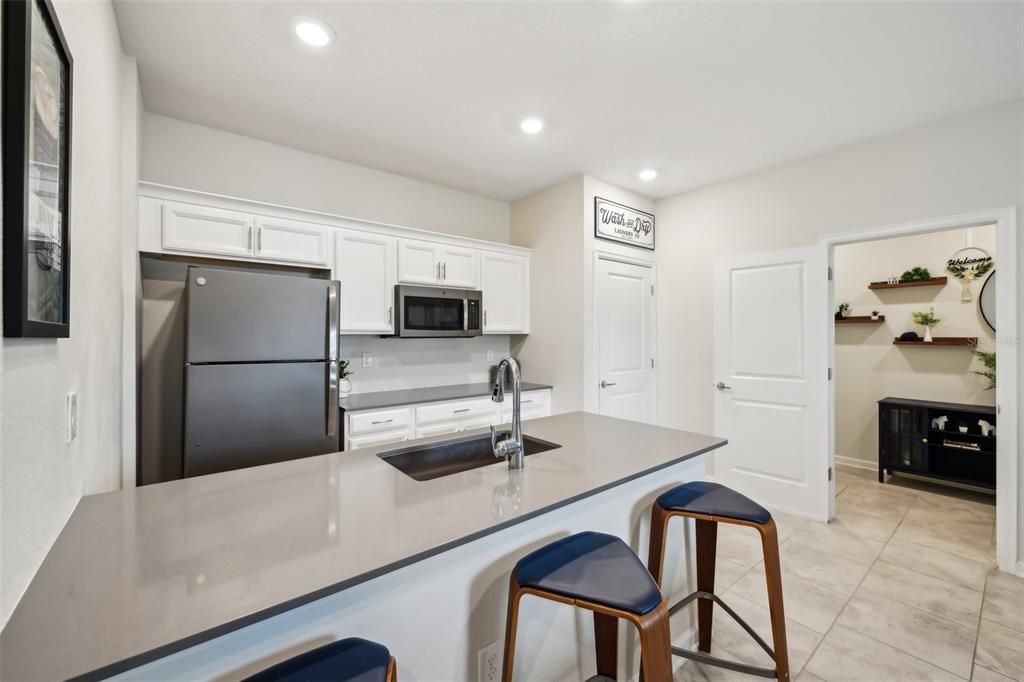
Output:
[
  {"xmin": 713, "ymin": 246, "xmax": 830, "ymax": 520},
  {"xmin": 596, "ymin": 258, "xmax": 655, "ymax": 423}
]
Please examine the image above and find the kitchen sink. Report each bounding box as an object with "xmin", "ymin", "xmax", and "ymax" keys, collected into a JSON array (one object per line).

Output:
[{"xmin": 378, "ymin": 434, "xmax": 561, "ymax": 481}]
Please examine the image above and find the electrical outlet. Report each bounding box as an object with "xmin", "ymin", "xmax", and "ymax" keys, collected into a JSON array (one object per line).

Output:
[
  {"xmin": 65, "ymin": 391, "xmax": 78, "ymax": 444},
  {"xmin": 478, "ymin": 640, "xmax": 501, "ymax": 682},
  {"xmin": 487, "ymin": 349, "xmax": 495, "ymax": 362},
  {"xmin": 361, "ymin": 352, "xmax": 372, "ymax": 368}
]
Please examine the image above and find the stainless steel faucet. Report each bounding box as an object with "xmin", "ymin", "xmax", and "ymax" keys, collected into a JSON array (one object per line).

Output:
[{"xmin": 490, "ymin": 356, "xmax": 524, "ymax": 469}]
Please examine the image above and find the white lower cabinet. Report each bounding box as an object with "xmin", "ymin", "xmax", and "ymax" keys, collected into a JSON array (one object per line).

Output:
[{"xmin": 345, "ymin": 390, "xmax": 551, "ymax": 451}]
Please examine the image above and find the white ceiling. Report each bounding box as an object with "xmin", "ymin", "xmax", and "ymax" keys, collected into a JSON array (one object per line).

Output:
[{"xmin": 114, "ymin": 1, "xmax": 1023, "ymax": 202}]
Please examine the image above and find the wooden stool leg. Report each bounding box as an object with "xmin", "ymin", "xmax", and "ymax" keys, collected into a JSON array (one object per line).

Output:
[
  {"xmin": 636, "ymin": 601, "xmax": 673, "ymax": 682},
  {"xmin": 758, "ymin": 519, "xmax": 790, "ymax": 681},
  {"xmin": 501, "ymin": 575, "xmax": 522, "ymax": 682},
  {"xmin": 386, "ymin": 656, "xmax": 397, "ymax": 682},
  {"xmin": 646, "ymin": 503, "xmax": 670, "ymax": 586},
  {"xmin": 695, "ymin": 519, "xmax": 717, "ymax": 653},
  {"xmin": 594, "ymin": 612, "xmax": 618, "ymax": 678}
]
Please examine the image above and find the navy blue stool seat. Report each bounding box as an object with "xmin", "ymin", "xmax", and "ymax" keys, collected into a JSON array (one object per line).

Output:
[
  {"xmin": 656, "ymin": 481, "xmax": 771, "ymax": 524},
  {"xmin": 514, "ymin": 531, "xmax": 663, "ymax": 616},
  {"xmin": 648, "ymin": 482, "xmax": 789, "ymax": 681},
  {"xmin": 244, "ymin": 637, "xmax": 395, "ymax": 682},
  {"xmin": 502, "ymin": 532, "xmax": 673, "ymax": 681}
]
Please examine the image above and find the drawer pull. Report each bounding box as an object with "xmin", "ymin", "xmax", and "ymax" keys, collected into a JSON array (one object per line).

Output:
[
  {"xmin": 372, "ymin": 419, "xmax": 394, "ymax": 425},
  {"xmin": 521, "ymin": 399, "xmax": 533, "ymax": 404},
  {"xmin": 453, "ymin": 408, "xmax": 471, "ymax": 414}
]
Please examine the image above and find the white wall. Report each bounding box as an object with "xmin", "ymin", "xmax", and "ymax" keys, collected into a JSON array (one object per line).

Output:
[
  {"xmin": 340, "ymin": 335, "xmax": 511, "ymax": 394},
  {"xmin": 142, "ymin": 114, "xmax": 511, "ymax": 244},
  {"xmin": 834, "ymin": 226, "xmax": 997, "ymax": 465},
  {"xmin": 654, "ymin": 98, "xmax": 1023, "ymax": 555},
  {"xmin": 509, "ymin": 177, "xmax": 585, "ymax": 413},
  {"xmin": 0, "ymin": 0, "xmax": 138, "ymax": 627}
]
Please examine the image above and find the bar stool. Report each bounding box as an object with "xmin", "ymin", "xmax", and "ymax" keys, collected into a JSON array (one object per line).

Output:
[
  {"xmin": 502, "ymin": 531, "xmax": 673, "ymax": 681},
  {"xmin": 244, "ymin": 637, "xmax": 396, "ymax": 682},
  {"xmin": 647, "ymin": 482, "xmax": 789, "ymax": 681}
]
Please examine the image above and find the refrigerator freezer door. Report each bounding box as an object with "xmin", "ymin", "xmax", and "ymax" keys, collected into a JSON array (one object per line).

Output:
[
  {"xmin": 184, "ymin": 362, "xmax": 341, "ymax": 477},
  {"xmin": 186, "ymin": 267, "xmax": 338, "ymax": 363}
]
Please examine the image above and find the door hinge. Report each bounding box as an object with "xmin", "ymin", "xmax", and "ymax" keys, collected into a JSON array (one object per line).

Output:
[
  {"xmin": 828, "ymin": 467, "xmax": 833, "ymax": 481},
  {"xmin": 827, "ymin": 266, "xmax": 833, "ymax": 281},
  {"xmin": 828, "ymin": 367, "xmax": 833, "ymax": 380}
]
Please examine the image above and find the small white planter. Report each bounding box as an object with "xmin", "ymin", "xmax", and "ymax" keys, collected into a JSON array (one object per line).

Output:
[
  {"xmin": 339, "ymin": 378, "xmax": 353, "ymax": 397},
  {"xmin": 924, "ymin": 326, "xmax": 934, "ymax": 343}
]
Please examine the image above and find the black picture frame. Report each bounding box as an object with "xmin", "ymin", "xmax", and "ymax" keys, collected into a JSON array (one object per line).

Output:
[
  {"xmin": 2, "ymin": 0, "xmax": 74, "ymax": 338},
  {"xmin": 593, "ymin": 196, "xmax": 655, "ymax": 251}
]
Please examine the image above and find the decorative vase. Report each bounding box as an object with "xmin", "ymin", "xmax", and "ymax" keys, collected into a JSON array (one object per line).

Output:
[
  {"xmin": 339, "ymin": 378, "xmax": 353, "ymax": 397},
  {"xmin": 959, "ymin": 278, "xmax": 973, "ymax": 302},
  {"xmin": 924, "ymin": 326, "xmax": 933, "ymax": 343}
]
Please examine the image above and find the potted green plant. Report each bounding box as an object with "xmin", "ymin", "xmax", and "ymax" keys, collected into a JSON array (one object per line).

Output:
[
  {"xmin": 900, "ymin": 266, "xmax": 932, "ymax": 283},
  {"xmin": 835, "ymin": 302, "xmax": 850, "ymax": 321},
  {"xmin": 338, "ymin": 359, "xmax": 353, "ymax": 397},
  {"xmin": 971, "ymin": 350, "xmax": 996, "ymax": 390},
  {"xmin": 912, "ymin": 307, "xmax": 940, "ymax": 343}
]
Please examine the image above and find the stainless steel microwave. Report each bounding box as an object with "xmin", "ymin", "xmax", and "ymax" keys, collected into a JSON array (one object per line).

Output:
[{"xmin": 395, "ymin": 285, "xmax": 482, "ymax": 338}]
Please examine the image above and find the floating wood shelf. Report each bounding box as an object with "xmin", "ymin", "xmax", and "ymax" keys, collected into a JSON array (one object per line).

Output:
[
  {"xmin": 836, "ymin": 315, "xmax": 885, "ymax": 324},
  {"xmin": 869, "ymin": 277, "xmax": 948, "ymax": 290},
  {"xmin": 892, "ymin": 336, "xmax": 978, "ymax": 347}
]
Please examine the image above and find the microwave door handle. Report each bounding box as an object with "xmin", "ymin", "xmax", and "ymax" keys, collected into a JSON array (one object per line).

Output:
[{"xmin": 464, "ymin": 298, "xmax": 469, "ymax": 335}]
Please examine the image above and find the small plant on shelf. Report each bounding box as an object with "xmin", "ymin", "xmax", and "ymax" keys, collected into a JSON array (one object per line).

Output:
[
  {"xmin": 338, "ymin": 359, "xmax": 353, "ymax": 397},
  {"xmin": 871, "ymin": 310, "xmax": 880, "ymax": 320},
  {"xmin": 835, "ymin": 302, "xmax": 850, "ymax": 321},
  {"xmin": 971, "ymin": 350, "xmax": 996, "ymax": 390},
  {"xmin": 912, "ymin": 307, "xmax": 941, "ymax": 342},
  {"xmin": 900, "ymin": 266, "xmax": 932, "ymax": 283}
]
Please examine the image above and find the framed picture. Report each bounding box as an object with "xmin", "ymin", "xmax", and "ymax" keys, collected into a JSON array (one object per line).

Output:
[
  {"xmin": 594, "ymin": 197, "xmax": 655, "ymax": 251},
  {"xmin": 2, "ymin": 0, "xmax": 74, "ymax": 337}
]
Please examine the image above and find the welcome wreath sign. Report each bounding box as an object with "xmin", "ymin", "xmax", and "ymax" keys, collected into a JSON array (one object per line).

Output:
[{"xmin": 594, "ymin": 197, "xmax": 655, "ymax": 251}]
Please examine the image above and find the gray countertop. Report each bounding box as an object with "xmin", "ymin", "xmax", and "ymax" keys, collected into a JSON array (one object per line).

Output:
[
  {"xmin": 339, "ymin": 382, "xmax": 553, "ymax": 411},
  {"xmin": 0, "ymin": 412, "xmax": 725, "ymax": 681}
]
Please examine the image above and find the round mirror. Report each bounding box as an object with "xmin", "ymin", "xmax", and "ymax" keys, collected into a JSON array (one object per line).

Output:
[{"xmin": 979, "ymin": 271, "xmax": 995, "ymax": 330}]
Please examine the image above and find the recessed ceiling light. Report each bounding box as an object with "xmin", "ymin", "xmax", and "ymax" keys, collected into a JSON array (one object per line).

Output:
[
  {"xmin": 291, "ymin": 16, "xmax": 335, "ymax": 47},
  {"xmin": 638, "ymin": 169, "xmax": 658, "ymax": 181},
  {"xmin": 520, "ymin": 117, "xmax": 545, "ymax": 135}
]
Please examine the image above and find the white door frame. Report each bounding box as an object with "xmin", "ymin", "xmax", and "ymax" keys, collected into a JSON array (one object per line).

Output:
[
  {"xmin": 589, "ymin": 249, "xmax": 658, "ymax": 422},
  {"xmin": 820, "ymin": 207, "xmax": 1020, "ymax": 575}
]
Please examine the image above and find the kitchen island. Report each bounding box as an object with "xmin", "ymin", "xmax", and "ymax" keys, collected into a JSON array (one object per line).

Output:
[{"xmin": 0, "ymin": 412, "xmax": 724, "ymax": 681}]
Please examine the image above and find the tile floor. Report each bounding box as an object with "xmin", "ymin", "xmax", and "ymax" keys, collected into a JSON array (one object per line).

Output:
[{"xmin": 673, "ymin": 466, "xmax": 1023, "ymax": 682}]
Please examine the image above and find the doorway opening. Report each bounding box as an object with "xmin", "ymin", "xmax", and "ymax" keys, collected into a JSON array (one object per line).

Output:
[{"xmin": 824, "ymin": 208, "xmax": 1018, "ymax": 573}]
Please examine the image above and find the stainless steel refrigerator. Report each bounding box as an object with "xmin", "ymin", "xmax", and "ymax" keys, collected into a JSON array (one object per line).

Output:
[{"xmin": 183, "ymin": 267, "xmax": 341, "ymax": 478}]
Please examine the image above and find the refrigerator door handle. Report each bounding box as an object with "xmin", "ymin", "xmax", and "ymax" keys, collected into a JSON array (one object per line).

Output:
[
  {"xmin": 327, "ymin": 281, "xmax": 339, "ymax": 361},
  {"xmin": 327, "ymin": 361, "xmax": 338, "ymax": 437}
]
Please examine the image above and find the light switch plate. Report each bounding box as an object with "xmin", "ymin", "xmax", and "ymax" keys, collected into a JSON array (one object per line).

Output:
[
  {"xmin": 487, "ymin": 349, "xmax": 495, "ymax": 362},
  {"xmin": 361, "ymin": 352, "xmax": 372, "ymax": 368},
  {"xmin": 66, "ymin": 391, "xmax": 78, "ymax": 444}
]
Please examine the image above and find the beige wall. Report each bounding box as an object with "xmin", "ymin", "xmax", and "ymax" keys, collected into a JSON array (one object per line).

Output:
[
  {"xmin": 510, "ymin": 177, "xmax": 585, "ymax": 413},
  {"xmin": 142, "ymin": 114, "xmax": 511, "ymax": 243},
  {"xmin": 654, "ymin": 98, "xmax": 1022, "ymax": 557},
  {"xmin": 1, "ymin": 0, "xmax": 138, "ymax": 627},
  {"xmin": 835, "ymin": 226, "xmax": 997, "ymax": 465}
]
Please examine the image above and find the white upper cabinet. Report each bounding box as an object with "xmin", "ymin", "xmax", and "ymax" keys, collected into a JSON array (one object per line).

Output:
[
  {"xmin": 161, "ymin": 201, "xmax": 254, "ymax": 258},
  {"xmin": 254, "ymin": 215, "xmax": 330, "ymax": 266},
  {"xmin": 335, "ymin": 229, "xmax": 397, "ymax": 334},
  {"xmin": 397, "ymin": 239, "xmax": 480, "ymax": 288},
  {"xmin": 397, "ymin": 239, "xmax": 441, "ymax": 285},
  {"xmin": 481, "ymin": 251, "xmax": 530, "ymax": 334}
]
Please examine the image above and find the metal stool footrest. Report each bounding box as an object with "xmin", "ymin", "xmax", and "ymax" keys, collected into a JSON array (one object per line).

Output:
[{"xmin": 668, "ymin": 590, "xmax": 778, "ymax": 679}]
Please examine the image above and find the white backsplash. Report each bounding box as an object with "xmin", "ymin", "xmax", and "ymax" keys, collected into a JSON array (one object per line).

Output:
[{"xmin": 341, "ymin": 335, "xmax": 511, "ymax": 394}]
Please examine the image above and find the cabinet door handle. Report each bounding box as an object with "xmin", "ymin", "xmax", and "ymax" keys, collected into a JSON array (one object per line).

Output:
[
  {"xmin": 372, "ymin": 419, "xmax": 394, "ymax": 425},
  {"xmin": 436, "ymin": 263, "xmax": 441, "ymax": 279},
  {"xmin": 484, "ymin": 310, "xmax": 488, "ymax": 327},
  {"xmin": 256, "ymin": 227, "xmax": 262, "ymax": 252},
  {"xmin": 388, "ymin": 306, "xmax": 392, "ymax": 325},
  {"xmin": 247, "ymin": 226, "xmax": 253, "ymax": 251},
  {"xmin": 521, "ymin": 399, "xmax": 533, "ymax": 405},
  {"xmin": 442, "ymin": 262, "xmax": 447, "ymax": 280},
  {"xmin": 453, "ymin": 408, "xmax": 470, "ymax": 414}
]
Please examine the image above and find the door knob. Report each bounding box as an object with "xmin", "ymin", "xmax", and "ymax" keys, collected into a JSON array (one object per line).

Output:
[
  {"xmin": 600, "ymin": 380, "xmax": 616, "ymax": 388},
  {"xmin": 715, "ymin": 382, "xmax": 733, "ymax": 391}
]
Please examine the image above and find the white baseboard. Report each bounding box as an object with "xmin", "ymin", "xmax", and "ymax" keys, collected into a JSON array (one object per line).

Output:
[{"xmin": 835, "ymin": 455, "xmax": 875, "ymax": 471}]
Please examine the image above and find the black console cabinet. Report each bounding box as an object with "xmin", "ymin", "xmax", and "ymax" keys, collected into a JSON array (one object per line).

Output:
[{"xmin": 878, "ymin": 397, "xmax": 996, "ymax": 490}]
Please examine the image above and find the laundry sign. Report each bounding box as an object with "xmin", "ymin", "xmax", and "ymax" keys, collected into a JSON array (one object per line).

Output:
[{"xmin": 594, "ymin": 197, "xmax": 655, "ymax": 250}]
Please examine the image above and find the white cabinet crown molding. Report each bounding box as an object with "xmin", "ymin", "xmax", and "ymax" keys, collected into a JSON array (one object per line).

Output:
[{"xmin": 138, "ymin": 182, "xmax": 530, "ymax": 258}]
